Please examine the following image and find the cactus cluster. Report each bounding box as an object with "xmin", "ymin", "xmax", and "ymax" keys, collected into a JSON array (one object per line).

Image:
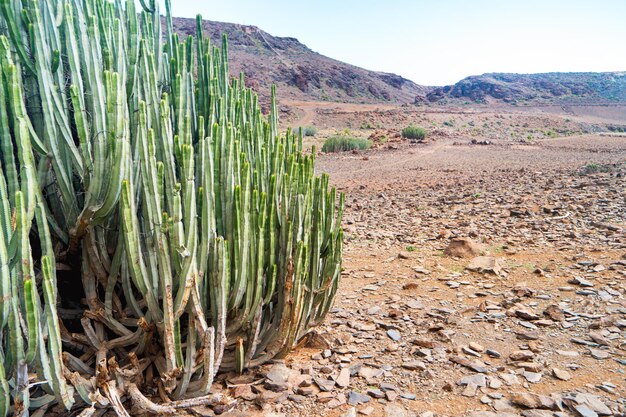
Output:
[{"xmin": 0, "ymin": 0, "xmax": 343, "ymax": 415}]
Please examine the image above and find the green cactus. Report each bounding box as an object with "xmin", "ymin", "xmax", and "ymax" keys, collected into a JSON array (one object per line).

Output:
[{"xmin": 0, "ymin": 0, "xmax": 343, "ymax": 414}]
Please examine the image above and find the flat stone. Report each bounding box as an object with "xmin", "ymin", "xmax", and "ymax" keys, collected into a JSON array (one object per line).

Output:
[
  {"xmin": 574, "ymin": 405, "xmax": 598, "ymax": 417},
  {"xmin": 296, "ymin": 386, "xmax": 315, "ymax": 396},
  {"xmin": 387, "ymin": 329, "xmax": 402, "ymax": 341},
  {"xmin": 367, "ymin": 306, "xmax": 383, "ymax": 315},
  {"xmin": 552, "ymin": 368, "xmax": 572, "ymax": 381},
  {"xmin": 232, "ymin": 384, "xmax": 257, "ymax": 400},
  {"xmin": 358, "ymin": 366, "xmax": 384, "ymax": 381},
  {"xmin": 543, "ymin": 305, "xmax": 565, "ymax": 321},
  {"xmin": 462, "ymin": 383, "xmax": 478, "ymax": 397},
  {"xmin": 519, "ymin": 321, "xmax": 538, "ymax": 330},
  {"xmin": 572, "ymin": 338, "xmax": 598, "ymax": 347},
  {"xmin": 335, "ymin": 368, "xmax": 351, "ymax": 388},
  {"xmin": 500, "ymin": 373, "xmax": 521, "ymax": 386},
  {"xmin": 327, "ymin": 395, "xmax": 347, "ymax": 409},
  {"xmin": 489, "ymin": 377, "xmax": 503, "ymax": 389},
  {"xmin": 589, "ymin": 349, "xmax": 610, "ymax": 360},
  {"xmin": 571, "ymin": 277, "xmax": 594, "ymax": 287},
  {"xmin": 402, "ymin": 360, "xmax": 426, "ymax": 371},
  {"xmin": 469, "ymin": 342, "xmax": 485, "ymax": 352},
  {"xmin": 405, "ymin": 299, "xmax": 425, "ymax": 309},
  {"xmin": 517, "ymin": 362, "xmax": 543, "ymax": 372},
  {"xmin": 516, "ymin": 309, "xmax": 541, "ymax": 321},
  {"xmin": 265, "ymin": 363, "xmax": 292, "ymax": 391},
  {"xmin": 575, "ymin": 394, "xmax": 612, "ymax": 415},
  {"xmin": 314, "ymin": 377, "xmax": 336, "ymax": 392},
  {"xmin": 359, "ymin": 406, "xmax": 375, "ymax": 416},
  {"xmin": 347, "ymin": 391, "xmax": 371, "ymax": 406},
  {"xmin": 463, "ymin": 346, "xmax": 482, "ymax": 357},
  {"xmin": 288, "ymin": 394, "xmax": 306, "ymax": 403},
  {"xmin": 493, "ymin": 398, "xmax": 517, "ymax": 413},
  {"xmin": 510, "ymin": 350, "xmax": 534, "ymax": 361},
  {"xmin": 467, "ymin": 256, "xmax": 505, "ymax": 276},
  {"xmin": 523, "ymin": 371, "xmax": 543, "ymax": 383},
  {"xmin": 556, "ymin": 350, "xmax": 579, "ymax": 357},
  {"xmin": 385, "ymin": 391, "xmax": 398, "ymax": 401},
  {"xmin": 486, "ymin": 349, "xmax": 502, "ymax": 358},
  {"xmin": 516, "ymin": 330, "xmax": 540, "ymax": 340},
  {"xmin": 510, "ymin": 392, "xmax": 559, "ymax": 410},
  {"xmin": 458, "ymin": 374, "xmax": 487, "ymax": 387},
  {"xmin": 380, "ymin": 382, "xmax": 398, "ymax": 392},
  {"xmin": 521, "ymin": 411, "xmax": 556, "ymax": 417},
  {"xmin": 366, "ymin": 388, "xmax": 384, "ymax": 399},
  {"xmin": 449, "ymin": 355, "xmax": 489, "ymax": 373}
]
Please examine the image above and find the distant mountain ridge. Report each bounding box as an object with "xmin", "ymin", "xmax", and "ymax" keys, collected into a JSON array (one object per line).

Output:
[
  {"xmin": 171, "ymin": 17, "xmax": 428, "ymax": 104},
  {"xmin": 172, "ymin": 17, "xmax": 626, "ymax": 106},
  {"xmin": 424, "ymin": 72, "xmax": 626, "ymax": 104}
]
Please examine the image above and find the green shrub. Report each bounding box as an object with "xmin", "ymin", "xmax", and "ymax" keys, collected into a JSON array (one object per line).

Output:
[
  {"xmin": 302, "ymin": 126, "xmax": 318, "ymax": 136},
  {"xmin": 579, "ymin": 163, "xmax": 621, "ymax": 176},
  {"xmin": 322, "ymin": 136, "xmax": 372, "ymax": 153},
  {"xmin": 401, "ymin": 125, "xmax": 427, "ymax": 141}
]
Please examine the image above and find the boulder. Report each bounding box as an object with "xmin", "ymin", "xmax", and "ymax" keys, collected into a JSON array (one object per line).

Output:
[{"xmin": 444, "ymin": 237, "xmax": 482, "ymax": 258}]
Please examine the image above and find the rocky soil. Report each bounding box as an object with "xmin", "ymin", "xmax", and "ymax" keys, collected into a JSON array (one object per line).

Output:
[{"xmin": 186, "ymin": 127, "xmax": 626, "ymax": 417}]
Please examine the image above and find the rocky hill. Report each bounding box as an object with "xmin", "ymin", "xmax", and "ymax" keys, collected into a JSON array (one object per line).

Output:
[
  {"xmin": 174, "ymin": 18, "xmax": 626, "ymax": 107},
  {"xmin": 172, "ymin": 17, "xmax": 428, "ymax": 104},
  {"xmin": 425, "ymin": 72, "xmax": 626, "ymax": 105}
]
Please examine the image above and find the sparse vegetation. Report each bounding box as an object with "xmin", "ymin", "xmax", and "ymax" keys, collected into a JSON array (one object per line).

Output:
[
  {"xmin": 544, "ymin": 129, "xmax": 558, "ymax": 138},
  {"xmin": 579, "ymin": 162, "xmax": 623, "ymax": 176},
  {"xmin": 302, "ymin": 126, "xmax": 318, "ymax": 136},
  {"xmin": 322, "ymin": 136, "xmax": 372, "ymax": 153},
  {"xmin": 401, "ymin": 125, "xmax": 427, "ymax": 141}
]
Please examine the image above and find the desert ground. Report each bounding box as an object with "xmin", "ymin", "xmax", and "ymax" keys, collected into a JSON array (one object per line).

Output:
[{"xmin": 173, "ymin": 102, "xmax": 626, "ymax": 417}]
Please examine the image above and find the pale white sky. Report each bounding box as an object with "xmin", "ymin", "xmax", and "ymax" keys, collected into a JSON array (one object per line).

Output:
[{"xmin": 140, "ymin": 0, "xmax": 626, "ymax": 86}]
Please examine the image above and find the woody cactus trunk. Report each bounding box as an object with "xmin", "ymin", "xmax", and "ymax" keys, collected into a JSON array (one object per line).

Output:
[{"xmin": 0, "ymin": 0, "xmax": 343, "ymax": 415}]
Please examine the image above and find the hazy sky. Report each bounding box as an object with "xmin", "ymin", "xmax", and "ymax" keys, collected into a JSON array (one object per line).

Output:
[{"xmin": 143, "ymin": 0, "xmax": 626, "ymax": 86}]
